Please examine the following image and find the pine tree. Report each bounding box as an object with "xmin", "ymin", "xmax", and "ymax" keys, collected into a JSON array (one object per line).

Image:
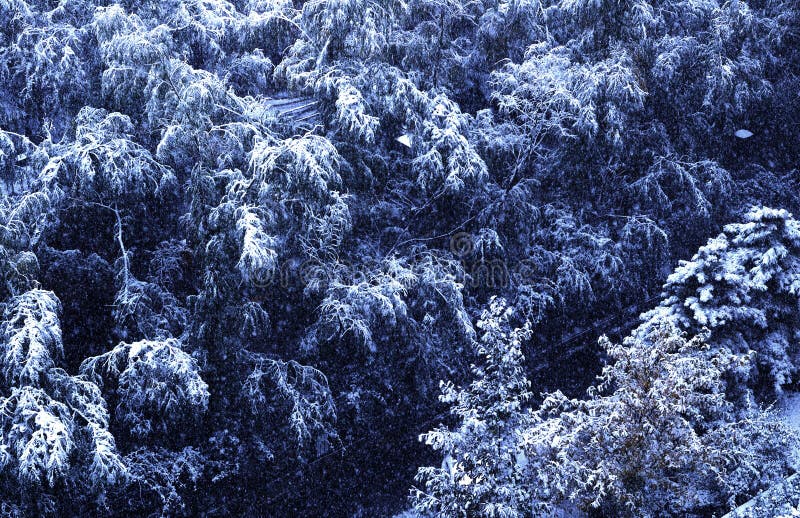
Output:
[
  {"xmin": 640, "ymin": 206, "xmax": 800, "ymax": 399},
  {"xmin": 413, "ymin": 297, "xmax": 537, "ymax": 517}
]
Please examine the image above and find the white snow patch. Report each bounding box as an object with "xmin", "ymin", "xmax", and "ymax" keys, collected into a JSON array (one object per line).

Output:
[{"xmin": 396, "ymin": 133, "xmax": 413, "ymax": 148}]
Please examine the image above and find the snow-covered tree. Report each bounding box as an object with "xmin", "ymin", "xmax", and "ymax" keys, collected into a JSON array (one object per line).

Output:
[
  {"xmin": 640, "ymin": 206, "xmax": 800, "ymax": 400},
  {"xmin": 80, "ymin": 339, "xmax": 209, "ymax": 439},
  {"xmin": 525, "ymin": 321, "xmax": 794, "ymax": 517},
  {"xmin": 0, "ymin": 290, "xmax": 126, "ymax": 513},
  {"xmin": 1, "ymin": 0, "xmax": 799, "ymax": 513},
  {"xmin": 412, "ymin": 297, "xmax": 536, "ymax": 517},
  {"xmin": 415, "ymin": 311, "xmax": 796, "ymax": 517}
]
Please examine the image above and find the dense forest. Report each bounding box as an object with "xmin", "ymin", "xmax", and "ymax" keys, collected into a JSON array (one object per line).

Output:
[{"xmin": 0, "ymin": 0, "xmax": 799, "ymax": 515}]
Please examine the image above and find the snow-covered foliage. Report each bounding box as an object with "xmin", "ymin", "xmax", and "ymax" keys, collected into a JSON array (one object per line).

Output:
[
  {"xmin": 415, "ymin": 307, "xmax": 797, "ymax": 517},
  {"xmin": 0, "ymin": 290, "xmax": 126, "ymax": 510},
  {"xmin": 524, "ymin": 322, "xmax": 794, "ymax": 517},
  {"xmin": 241, "ymin": 353, "xmax": 337, "ymax": 452},
  {"xmin": 80, "ymin": 339, "xmax": 209, "ymax": 438},
  {"xmin": 0, "ymin": 0, "xmax": 799, "ymax": 513},
  {"xmin": 412, "ymin": 298, "xmax": 535, "ymax": 517},
  {"xmin": 640, "ymin": 206, "xmax": 800, "ymax": 399}
]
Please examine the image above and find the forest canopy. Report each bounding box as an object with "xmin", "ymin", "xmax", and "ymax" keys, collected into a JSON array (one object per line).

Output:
[{"xmin": 0, "ymin": 0, "xmax": 799, "ymax": 515}]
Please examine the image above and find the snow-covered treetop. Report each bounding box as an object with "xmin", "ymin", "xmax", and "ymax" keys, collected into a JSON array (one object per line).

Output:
[{"xmin": 640, "ymin": 206, "xmax": 800, "ymax": 397}]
